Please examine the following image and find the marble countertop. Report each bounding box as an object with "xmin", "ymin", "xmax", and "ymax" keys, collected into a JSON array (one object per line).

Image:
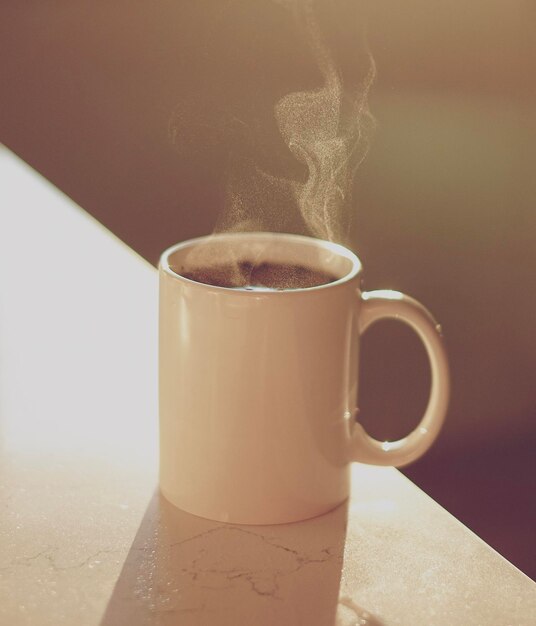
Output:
[{"xmin": 1, "ymin": 147, "xmax": 534, "ymax": 625}]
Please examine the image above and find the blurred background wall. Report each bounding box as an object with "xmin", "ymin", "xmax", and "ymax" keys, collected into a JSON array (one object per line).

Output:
[{"xmin": 1, "ymin": 1, "xmax": 535, "ymax": 575}]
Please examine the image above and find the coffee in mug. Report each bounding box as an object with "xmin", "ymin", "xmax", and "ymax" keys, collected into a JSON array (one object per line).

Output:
[{"xmin": 181, "ymin": 261, "xmax": 338, "ymax": 290}]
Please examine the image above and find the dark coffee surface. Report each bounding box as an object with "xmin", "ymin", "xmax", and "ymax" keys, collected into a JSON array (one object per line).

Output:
[{"xmin": 181, "ymin": 261, "xmax": 338, "ymax": 290}]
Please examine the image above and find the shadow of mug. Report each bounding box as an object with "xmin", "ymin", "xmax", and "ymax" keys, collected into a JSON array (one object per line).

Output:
[{"xmin": 101, "ymin": 491, "xmax": 382, "ymax": 625}]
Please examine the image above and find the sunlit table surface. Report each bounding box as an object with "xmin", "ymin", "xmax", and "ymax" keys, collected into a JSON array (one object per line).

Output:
[{"xmin": 1, "ymin": 146, "xmax": 534, "ymax": 626}]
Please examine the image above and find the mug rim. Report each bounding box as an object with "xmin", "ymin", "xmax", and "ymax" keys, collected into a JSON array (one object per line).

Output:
[{"xmin": 159, "ymin": 232, "xmax": 362, "ymax": 295}]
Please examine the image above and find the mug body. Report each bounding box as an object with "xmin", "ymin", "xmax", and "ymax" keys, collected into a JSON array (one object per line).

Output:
[{"xmin": 159, "ymin": 232, "xmax": 362, "ymax": 524}]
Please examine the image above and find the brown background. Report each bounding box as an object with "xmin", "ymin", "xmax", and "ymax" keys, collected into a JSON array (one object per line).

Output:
[{"xmin": 2, "ymin": 0, "xmax": 535, "ymax": 576}]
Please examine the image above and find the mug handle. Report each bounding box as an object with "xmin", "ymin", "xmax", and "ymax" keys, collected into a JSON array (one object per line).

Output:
[{"xmin": 349, "ymin": 290, "xmax": 450, "ymax": 467}]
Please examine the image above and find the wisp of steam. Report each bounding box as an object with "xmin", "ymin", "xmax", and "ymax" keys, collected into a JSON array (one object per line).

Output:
[
  {"xmin": 271, "ymin": 0, "xmax": 376, "ymax": 244},
  {"xmin": 170, "ymin": 0, "xmax": 375, "ymax": 263}
]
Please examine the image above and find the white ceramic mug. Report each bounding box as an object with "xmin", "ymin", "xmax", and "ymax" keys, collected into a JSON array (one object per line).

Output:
[{"xmin": 159, "ymin": 232, "xmax": 449, "ymax": 524}]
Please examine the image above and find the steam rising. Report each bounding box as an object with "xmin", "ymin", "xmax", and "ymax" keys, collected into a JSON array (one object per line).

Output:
[
  {"xmin": 170, "ymin": 0, "xmax": 376, "ymax": 250},
  {"xmin": 273, "ymin": 0, "xmax": 376, "ymax": 243}
]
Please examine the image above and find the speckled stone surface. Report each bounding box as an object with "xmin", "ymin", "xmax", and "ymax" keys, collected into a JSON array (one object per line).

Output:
[{"xmin": 1, "ymin": 148, "xmax": 534, "ymax": 625}]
